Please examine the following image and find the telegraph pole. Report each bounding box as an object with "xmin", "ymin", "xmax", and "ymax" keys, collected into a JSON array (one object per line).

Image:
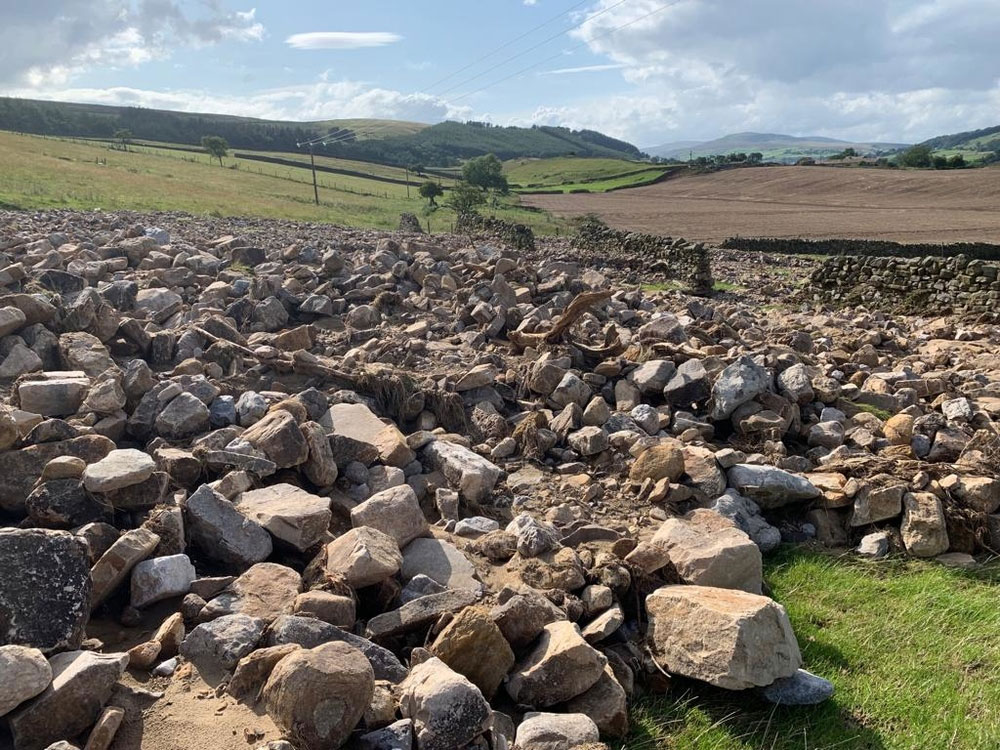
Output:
[{"xmin": 308, "ymin": 142, "xmax": 319, "ymax": 205}]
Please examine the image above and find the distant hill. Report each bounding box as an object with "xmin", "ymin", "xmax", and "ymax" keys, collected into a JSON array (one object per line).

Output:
[
  {"xmin": 0, "ymin": 97, "xmax": 643, "ymax": 167},
  {"xmin": 648, "ymin": 132, "xmax": 909, "ymax": 163},
  {"xmin": 920, "ymin": 124, "xmax": 1000, "ymax": 153},
  {"xmin": 643, "ymin": 139, "xmax": 702, "ymax": 157}
]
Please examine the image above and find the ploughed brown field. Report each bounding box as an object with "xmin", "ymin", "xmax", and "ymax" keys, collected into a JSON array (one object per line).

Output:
[{"xmin": 524, "ymin": 165, "xmax": 1000, "ymax": 243}]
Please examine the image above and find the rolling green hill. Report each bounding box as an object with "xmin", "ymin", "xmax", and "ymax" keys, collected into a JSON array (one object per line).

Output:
[
  {"xmin": 921, "ymin": 124, "xmax": 1000, "ymax": 151},
  {"xmin": 504, "ymin": 156, "xmax": 670, "ymax": 193},
  {"xmin": 0, "ymin": 97, "xmax": 644, "ymax": 169}
]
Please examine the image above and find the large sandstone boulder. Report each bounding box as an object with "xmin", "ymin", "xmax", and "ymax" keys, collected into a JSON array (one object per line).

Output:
[
  {"xmin": 0, "ymin": 436, "xmax": 114, "ymax": 514},
  {"xmin": 350, "ymin": 485, "xmax": 429, "ymax": 548},
  {"xmin": 240, "ymin": 410, "xmax": 309, "ymax": 469},
  {"xmin": 423, "ymin": 439, "xmax": 501, "ymax": 503},
  {"xmin": 429, "ymin": 606, "xmax": 514, "ymax": 698},
  {"xmin": 236, "ymin": 483, "xmax": 331, "ymax": 552},
  {"xmin": 321, "ymin": 402, "xmax": 415, "ymax": 468},
  {"xmin": 726, "ymin": 464, "xmax": 820, "ymax": 508},
  {"xmin": 325, "ymin": 527, "xmax": 402, "ymax": 588},
  {"xmin": 201, "ymin": 563, "xmax": 301, "ymax": 622},
  {"xmin": 710, "ymin": 356, "xmax": 772, "ymax": 420},
  {"xmin": 646, "ymin": 585, "xmax": 801, "ymax": 690},
  {"xmin": 263, "ymin": 642, "xmax": 374, "ymax": 750},
  {"xmin": 506, "ymin": 621, "xmax": 607, "ymax": 707},
  {"xmin": 185, "ymin": 485, "xmax": 273, "ymax": 570},
  {"xmin": 514, "ymin": 712, "xmax": 600, "ymax": 750},
  {"xmin": 652, "ymin": 509, "xmax": 763, "ymax": 594},
  {"xmin": 629, "ymin": 440, "xmax": 685, "ymax": 484}
]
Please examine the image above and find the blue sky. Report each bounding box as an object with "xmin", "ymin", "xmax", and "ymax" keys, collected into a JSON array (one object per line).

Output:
[{"xmin": 2, "ymin": 1, "xmax": 999, "ymax": 147}]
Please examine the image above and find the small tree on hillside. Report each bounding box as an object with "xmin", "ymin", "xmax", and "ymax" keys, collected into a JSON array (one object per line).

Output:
[
  {"xmin": 419, "ymin": 180, "xmax": 443, "ymax": 206},
  {"xmin": 114, "ymin": 129, "xmax": 133, "ymax": 152},
  {"xmin": 201, "ymin": 135, "xmax": 229, "ymax": 166},
  {"xmin": 462, "ymin": 154, "xmax": 509, "ymax": 194},
  {"xmin": 447, "ymin": 183, "xmax": 486, "ymax": 215}
]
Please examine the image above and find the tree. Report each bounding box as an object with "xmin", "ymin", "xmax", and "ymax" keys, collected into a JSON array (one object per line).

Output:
[
  {"xmin": 461, "ymin": 153, "xmax": 508, "ymax": 193},
  {"xmin": 898, "ymin": 144, "xmax": 932, "ymax": 168},
  {"xmin": 932, "ymin": 155, "xmax": 949, "ymax": 169},
  {"xmin": 408, "ymin": 163, "xmax": 425, "ymax": 176},
  {"xmin": 748, "ymin": 152, "xmax": 763, "ymax": 163},
  {"xmin": 419, "ymin": 180, "xmax": 443, "ymax": 206},
  {"xmin": 447, "ymin": 183, "xmax": 486, "ymax": 215},
  {"xmin": 201, "ymin": 135, "xmax": 229, "ymax": 166},
  {"xmin": 948, "ymin": 154, "xmax": 966, "ymax": 169},
  {"xmin": 113, "ymin": 129, "xmax": 133, "ymax": 152}
]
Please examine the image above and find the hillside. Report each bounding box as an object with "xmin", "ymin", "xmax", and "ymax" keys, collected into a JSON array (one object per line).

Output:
[
  {"xmin": 649, "ymin": 132, "xmax": 908, "ymax": 162},
  {"xmin": 0, "ymin": 97, "xmax": 643, "ymax": 168},
  {"xmin": 920, "ymin": 124, "xmax": 1000, "ymax": 153}
]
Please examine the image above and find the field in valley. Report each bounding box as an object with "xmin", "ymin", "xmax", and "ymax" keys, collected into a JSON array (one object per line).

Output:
[{"xmin": 525, "ymin": 165, "xmax": 1000, "ymax": 243}]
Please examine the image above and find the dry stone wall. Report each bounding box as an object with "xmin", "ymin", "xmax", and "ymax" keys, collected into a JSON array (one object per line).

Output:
[
  {"xmin": 808, "ymin": 253, "xmax": 1000, "ymax": 314},
  {"xmin": 455, "ymin": 213, "xmax": 536, "ymax": 252},
  {"xmin": 573, "ymin": 218, "xmax": 714, "ymax": 296},
  {"xmin": 722, "ymin": 236, "xmax": 1000, "ymax": 261}
]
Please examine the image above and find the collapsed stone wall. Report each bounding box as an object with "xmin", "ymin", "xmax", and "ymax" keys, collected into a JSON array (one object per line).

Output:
[
  {"xmin": 808, "ymin": 253, "xmax": 1000, "ymax": 314},
  {"xmin": 455, "ymin": 213, "xmax": 536, "ymax": 252},
  {"xmin": 722, "ymin": 236, "xmax": 1000, "ymax": 261},
  {"xmin": 573, "ymin": 218, "xmax": 714, "ymax": 296}
]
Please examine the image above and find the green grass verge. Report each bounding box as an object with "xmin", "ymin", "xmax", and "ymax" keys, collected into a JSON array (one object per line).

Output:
[
  {"xmin": 628, "ymin": 546, "xmax": 1000, "ymax": 749},
  {"xmin": 0, "ymin": 131, "xmax": 567, "ymax": 235}
]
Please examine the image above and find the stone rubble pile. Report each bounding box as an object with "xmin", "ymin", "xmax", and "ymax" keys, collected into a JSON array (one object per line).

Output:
[{"xmin": 2, "ymin": 209, "xmax": 999, "ymax": 749}]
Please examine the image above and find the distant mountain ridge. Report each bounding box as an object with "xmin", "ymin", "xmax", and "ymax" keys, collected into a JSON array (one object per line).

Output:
[
  {"xmin": 920, "ymin": 124, "xmax": 1000, "ymax": 152},
  {"xmin": 647, "ymin": 131, "xmax": 909, "ymax": 161}
]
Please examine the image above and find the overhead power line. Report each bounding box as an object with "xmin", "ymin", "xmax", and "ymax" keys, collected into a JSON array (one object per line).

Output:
[
  {"xmin": 422, "ymin": 0, "xmax": 594, "ymax": 94},
  {"xmin": 432, "ymin": 0, "xmax": 632, "ymax": 99},
  {"xmin": 447, "ymin": 0, "xmax": 684, "ymax": 105}
]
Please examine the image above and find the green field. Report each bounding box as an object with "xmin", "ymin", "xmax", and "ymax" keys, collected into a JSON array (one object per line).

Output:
[
  {"xmin": 505, "ymin": 156, "xmax": 670, "ymax": 192},
  {"xmin": 629, "ymin": 546, "xmax": 1000, "ymax": 749},
  {"xmin": 0, "ymin": 131, "xmax": 565, "ymax": 234}
]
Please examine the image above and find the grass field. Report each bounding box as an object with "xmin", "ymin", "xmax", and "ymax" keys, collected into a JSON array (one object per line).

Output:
[
  {"xmin": 0, "ymin": 132, "xmax": 565, "ymax": 234},
  {"xmin": 628, "ymin": 546, "xmax": 1000, "ymax": 749},
  {"xmin": 505, "ymin": 156, "xmax": 670, "ymax": 192},
  {"xmin": 526, "ymin": 164, "xmax": 1000, "ymax": 243}
]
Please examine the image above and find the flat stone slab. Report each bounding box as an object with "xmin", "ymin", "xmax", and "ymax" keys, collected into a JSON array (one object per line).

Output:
[{"xmin": 82, "ymin": 449, "xmax": 155, "ymax": 493}]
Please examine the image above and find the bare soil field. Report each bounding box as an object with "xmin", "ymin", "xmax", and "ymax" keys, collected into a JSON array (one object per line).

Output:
[{"xmin": 525, "ymin": 165, "xmax": 1000, "ymax": 243}]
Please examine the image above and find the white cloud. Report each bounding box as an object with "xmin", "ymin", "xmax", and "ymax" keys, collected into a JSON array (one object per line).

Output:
[
  {"xmin": 543, "ymin": 0, "xmax": 1000, "ymax": 143},
  {"xmin": 0, "ymin": 1, "xmax": 264, "ymax": 86},
  {"xmin": 285, "ymin": 32, "xmax": 403, "ymax": 50},
  {"xmin": 5, "ymin": 80, "xmax": 469, "ymax": 124}
]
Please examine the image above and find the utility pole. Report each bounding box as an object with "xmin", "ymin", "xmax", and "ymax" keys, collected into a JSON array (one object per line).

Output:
[
  {"xmin": 308, "ymin": 142, "xmax": 319, "ymax": 206},
  {"xmin": 405, "ymin": 168, "xmax": 410, "ymax": 199}
]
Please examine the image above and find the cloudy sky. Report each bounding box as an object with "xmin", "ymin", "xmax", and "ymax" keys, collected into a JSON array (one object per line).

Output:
[{"xmin": 2, "ymin": 0, "xmax": 998, "ymax": 147}]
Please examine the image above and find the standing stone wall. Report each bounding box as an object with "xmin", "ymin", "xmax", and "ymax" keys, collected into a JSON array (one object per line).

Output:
[
  {"xmin": 455, "ymin": 213, "xmax": 536, "ymax": 252},
  {"xmin": 808, "ymin": 254, "xmax": 1000, "ymax": 314},
  {"xmin": 573, "ymin": 218, "xmax": 714, "ymax": 296},
  {"xmin": 722, "ymin": 236, "xmax": 1000, "ymax": 261}
]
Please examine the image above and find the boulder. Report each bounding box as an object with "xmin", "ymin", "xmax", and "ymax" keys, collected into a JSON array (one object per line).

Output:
[
  {"xmin": 263, "ymin": 642, "xmax": 374, "ymax": 750},
  {"xmin": 0, "ymin": 645, "xmax": 52, "ymax": 717},
  {"xmin": 429, "ymin": 606, "xmax": 514, "ymax": 698},
  {"xmin": 646, "ymin": 585, "xmax": 801, "ymax": 690},
  {"xmin": 130, "ymin": 554, "xmax": 196, "ymax": 608},
  {"xmin": 236, "ymin": 483, "xmax": 332, "ymax": 552},
  {"xmin": 350, "ymin": 485, "xmax": 429, "ymax": 548},
  {"xmin": 325, "ymin": 527, "xmax": 403, "ymax": 588},
  {"xmin": 726, "ymin": 464, "xmax": 820, "ymax": 508},
  {"xmin": 321, "ymin": 403, "xmax": 415, "ymax": 468},
  {"xmin": 629, "ymin": 441, "xmax": 685, "ymax": 484},
  {"xmin": 652, "ymin": 509, "xmax": 762, "ymax": 593},
  {"xmin": 185, "ymin": 485, "xmax": 273, "ymax": 570},
  {"xmin": 514, "ymin": 712, "xmax": 600, "ymax": 750},
  {"xmin": 180, "ymin": 613, "xmax": 266, "ymax": 673},
  {"xmin": 506, "ymin": 621, "xmax": 607, "ymax": 707},
  {"xmin": 0, "ymin": 436, "xmax": 115, "ymax": 513},
  {"xmin": 7, "ymin": 651, "xmax": 128, "ymax": 750},
  {"xmin": 81, "ymin": 449, "xmax": 155, "ymax": 493},
  {"xmin": 17, "ymin": 375, "xmax": 90, "ymax": 418},
  {"xmin": 759, "ymin": 668, "xmax": 835, "ymax": 705},
  {"xmin": 240, "ymin": 410, "xmax": 308, "ymax": 469},
  {"xmin": 154, "ymin": 392, "xmax": 210, "ymax": 440},
  {"xmin": 201, "ymin": 563, "xmax": 301, "ymax": 622},
  {"xmin": 400, "ymin": 656, "xmax": 492, "ymax": 750},
  {"xmin": 901, "ymin": 492, "xmax": 950, "ymax": 557},
  {"xmin": 423, "ymin": 440, "xmax": 501, "ymax": 503},
  {"xmin": 400, "ymin": 537, "xmax": 483, "ymax": 593},
  {"xmin": 563, "ymin": 665, "xmax": 629, "ymax": 737},
  {"xmin": 0, "ymin": 529, "xmax": 92, "ymax": 653},
  {"xmin": 710, "ymin": 356, "xmax": 772, "ymax": 420}
]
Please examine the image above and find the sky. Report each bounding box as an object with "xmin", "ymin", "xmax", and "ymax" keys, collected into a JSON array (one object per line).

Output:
[{"xmin": 1, "ymin": 0, "xmax": 998, "ymax": 148}]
